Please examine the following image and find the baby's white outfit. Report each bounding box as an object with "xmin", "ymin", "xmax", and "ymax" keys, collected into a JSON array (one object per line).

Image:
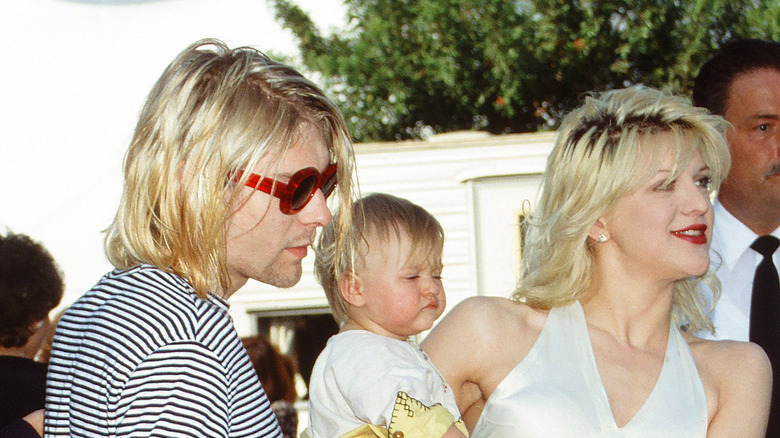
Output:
[{"xmin": 307, "ymin": 330, "xmax": 458, "ymax": 438}]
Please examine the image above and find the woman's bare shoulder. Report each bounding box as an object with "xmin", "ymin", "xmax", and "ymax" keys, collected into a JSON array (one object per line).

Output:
[
  {"xmin": 685, "ymin": 333, "xmax": 770, "ymax": 373},
  {"xmin": 422, "ymin": 296, "xmax": 551, "ymax": 419},
  {"xmin": 687, "ymin": 336, "xmax": 771, "ymax": 395},
  {"xmin": 436, "ymin": 296, "xmax": 547, "ymax": 338},
  {"xmin": 423, "ymin": 296, "xmax": 549, "ymax": 368},
  {"xmin": 684, "ymin": 333, "xmax": 771, "ymax": 435}
]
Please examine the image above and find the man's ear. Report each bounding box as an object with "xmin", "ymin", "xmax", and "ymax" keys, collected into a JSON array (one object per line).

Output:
[
  {"xmin": 588, "ymin": 218, "xmax": 610, "ymax": 243},
  {"xmin": 339, "ymin": 272, "xmax": 366, "ymax": 307}
]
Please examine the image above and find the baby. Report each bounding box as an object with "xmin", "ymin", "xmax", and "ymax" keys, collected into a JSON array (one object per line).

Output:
[{"xmin": 307, "ymin": 193, "xmax": 466, "ymax": 438}]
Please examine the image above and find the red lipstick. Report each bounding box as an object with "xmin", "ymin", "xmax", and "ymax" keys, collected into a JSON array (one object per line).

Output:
[{"xmin": 671, "ymin": 224, "xmax": 708, "ymax": 245}]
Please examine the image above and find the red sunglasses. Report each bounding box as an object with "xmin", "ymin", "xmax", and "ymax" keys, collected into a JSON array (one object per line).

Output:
[{"xmin": 235, "ymin": 163, "xmax": 338, "ymax": 215}]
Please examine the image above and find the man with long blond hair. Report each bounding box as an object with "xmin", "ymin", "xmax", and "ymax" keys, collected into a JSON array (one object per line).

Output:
[{"xmin": 44, "ymin": 39, "xmax": 355, "ymax": 437}]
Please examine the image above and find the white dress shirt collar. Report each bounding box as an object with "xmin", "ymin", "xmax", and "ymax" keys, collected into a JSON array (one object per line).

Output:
[{"xmin": 711, "ymin": 200, "xmax": 762, "ymax": 271}]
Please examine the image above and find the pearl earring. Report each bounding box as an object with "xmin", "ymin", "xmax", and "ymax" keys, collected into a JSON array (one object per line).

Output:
[{"xmin": 598, "ymin": 233, "xmax": 608, "ymax": 243}]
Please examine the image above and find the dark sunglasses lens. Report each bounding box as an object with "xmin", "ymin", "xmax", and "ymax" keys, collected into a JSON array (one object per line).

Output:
[
  {"xmin": 291, "ymin": 175, "xmax": 319, "ymax": 210},
  {"xmin": 321, "ymin": 172, "xmax": 338, "ymax": 198}
]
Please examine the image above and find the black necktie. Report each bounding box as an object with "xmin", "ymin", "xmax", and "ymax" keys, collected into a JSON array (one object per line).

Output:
[
  {"xmin": 750, "ymin": 235, "xmax": 780, "ymax": 344},
  {"xmin": 749, "ymin": 235, "xmax": 780, "ymax": 436}
]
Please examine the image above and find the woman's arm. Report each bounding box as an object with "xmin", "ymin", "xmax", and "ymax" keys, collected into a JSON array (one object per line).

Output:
[
  {"xmin": 423, "ymin": 297, "xmax": 496, "ymax": 425},
  {"xmin": 22, "ymin": 410, "xmax": 43, "ymax": 437},
  {"xmin": 423, "ymin": 296, "xmax": 539, "ymax": 431},
  {"xmin": 0, "ymin": 411, "xmax": 43, "ymax": 438},
  {"xmin": 704, "ymin": 341, "xmax": 771, "ymax": 437},
  {"xmin": 441, "ymin": 424, "xmax": 467, "ymax": 438}
]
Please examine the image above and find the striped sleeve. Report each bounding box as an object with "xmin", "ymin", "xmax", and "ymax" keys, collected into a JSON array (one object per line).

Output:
[
  {"xmin": 116, "ymin": 341, "xmax": 230, "ymax": 437},
  {"xmin": 45, "ymin": 266, "xmax": 283, "ymax": 438}
]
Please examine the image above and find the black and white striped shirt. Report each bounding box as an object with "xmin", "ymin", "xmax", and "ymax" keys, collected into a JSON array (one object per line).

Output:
[{"xmin": 45, "ymin": 265, "xmax": 282, "ymax": 437}]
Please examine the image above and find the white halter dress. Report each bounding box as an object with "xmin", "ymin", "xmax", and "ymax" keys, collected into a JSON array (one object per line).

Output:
[{"xmin": 471, "ymin": 302, "xmax": 708, "ymax": 437}]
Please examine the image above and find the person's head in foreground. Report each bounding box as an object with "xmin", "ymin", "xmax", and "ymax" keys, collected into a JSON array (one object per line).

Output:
[
  {"xmin": 0, "ymin": 231, "xmax": 63, "ymax": 357},
  {"xmin": 105, "ymin": 38, "xmax": 356, "ymax": 298},
  {"xmin": 693, "ymin": 38, "xmax": 780, "ymax": 236},
  {"xmin": 514, "ymin": 85, "xmax": 730, "ymax": 334},
  {"xmin": 316, "ymin": 192, "xmax": 445, "ymax": 339}
]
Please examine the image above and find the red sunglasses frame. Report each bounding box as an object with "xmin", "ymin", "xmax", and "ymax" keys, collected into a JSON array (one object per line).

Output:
[{"xmin": 235, "ymin": 163, "xmax": 338, "ymax": 215}]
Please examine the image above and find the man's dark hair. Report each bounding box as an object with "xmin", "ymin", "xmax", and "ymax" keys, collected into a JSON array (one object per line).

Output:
[
  {"xmin": 693, "ymin": 39, "xmax": 780, "ymax": 116},
  {"xmin": 0, "ymin": 232, "xmax": 63, "ymax": 348}
]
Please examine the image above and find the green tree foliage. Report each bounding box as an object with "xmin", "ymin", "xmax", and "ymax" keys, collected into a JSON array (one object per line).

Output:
[{"xmin": 272, "ymin": 0, "xmax": 780, "ymax": 141}]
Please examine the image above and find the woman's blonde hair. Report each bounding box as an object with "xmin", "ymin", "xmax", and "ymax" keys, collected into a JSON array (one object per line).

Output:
[
  {"xmin": 512, "ymin": 86, "xmax": 730, "ymax": 333},
  {"xmin": 105, "ymin": 38, "xmax": 355, "ymax": 298},
  {"xmin": 315, "ymin": 193, "xmax": 444, "ymax": 325}
]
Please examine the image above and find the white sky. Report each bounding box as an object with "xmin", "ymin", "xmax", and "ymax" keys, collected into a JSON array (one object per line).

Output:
[{"xmin": 0, "ymin": 0, "xmax": 346, "ymax": 305}]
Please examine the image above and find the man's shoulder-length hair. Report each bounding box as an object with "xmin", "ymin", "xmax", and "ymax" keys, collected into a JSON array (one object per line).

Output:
[{"xmin": 105, "ymin": 38, "xmax": 355, "ymax": 298}]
